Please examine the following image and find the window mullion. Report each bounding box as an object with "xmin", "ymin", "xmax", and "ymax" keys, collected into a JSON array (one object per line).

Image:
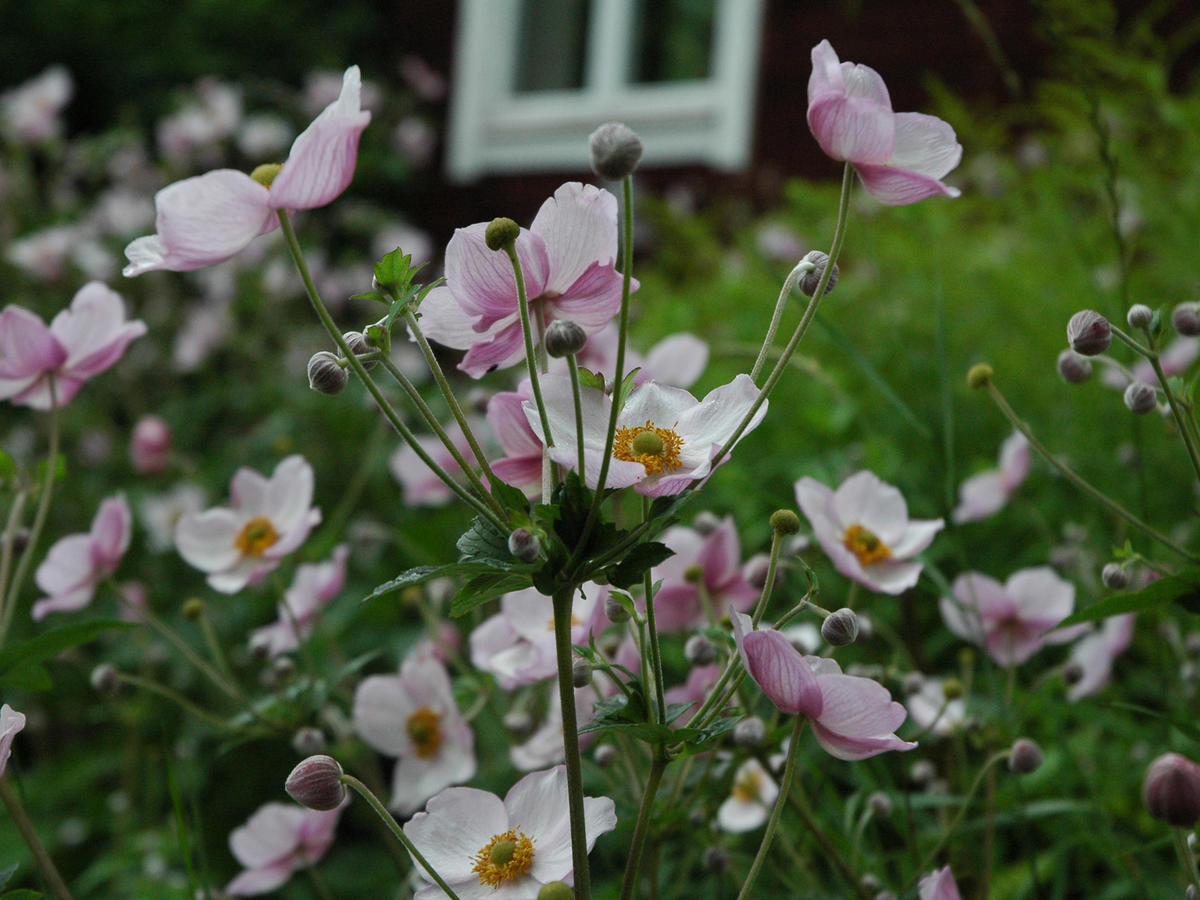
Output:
[{"xmin": 586, "ymin": 0, "xmax": 635, "ymax": 101}]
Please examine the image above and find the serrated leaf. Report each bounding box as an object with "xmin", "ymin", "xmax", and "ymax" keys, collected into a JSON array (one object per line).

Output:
[
  {"xmin": 449, "ymin": 573, "xmax": 533, "ymax": 617},
  {"xmin": 607, "ymin": 541, "xmax": 674, "ymax": 589},
  {"xmin": 0, "ymin": 619, "xmax": 136, "ymax": 678},
  {"xmin": 489, "ymin": 479, "xmax": 530, "ymax": 515},
  {"xmin": 577, "ymin": 368, "xmax": 605, "ymax": 392},
  {"xmin": 349, "ymin": 290, "xmax": 390, "ymax": 305},
  {"xmin": 663, "ymin": 702, "xmax": 694, "ymax": 725},
  {"xmin": 457, "ymin": 516, "xmax": 513, "ymax": 564},
  {"xmin": 1056, "ymin": 567, "xmax": 1200, "ymax": 628}
]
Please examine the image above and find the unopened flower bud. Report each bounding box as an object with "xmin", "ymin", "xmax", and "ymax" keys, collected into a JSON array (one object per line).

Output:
[
  {"xmin": 1124, "ymin": 381, "xmax": 1157, "ymax": 415},
  {"xmin": 860, "ymin": 874, "xmax": 882, "ymax": 892},
  {"xmin": 341, "ymin": 331, "xmax": 377, "ymax": 370},
  {"xmin": 1008, "ymin": 738, "xmax": 1044, "ymax": 774},
  {"xmin": 903, "ymin": 672, "xmax": 925, "ymax": 695},
  {"xmin": 743, "ymin": 553, "xmax": 775, "ymax": 590},
  {"xmin": 484, "ymin": 217, "xmax": 520, "ymax": 251},
  {"xmin": 733, "ymin": 716, "xmax": 766, "ymax": 747},
  {"xmin": 966, "ymin": 363, "xmax": 993, "ymax": 390},
  {"xmin": 1057, "ymin": 349, "xmax": 1093, "ymax": 384},
  {"xmin": 544, "ymin": 319, "xmax": 588, "ymax": 358},
  {"xmin": 537, "ymin": 882, "xmax": 574, "ymax": 900},
  {"xmin": 821, "ymin": 608, "xmax": 859, "ymax": 646},
  {"xmin": 594, "ymin": 744, "xmax": 618, "ymax": 767},
  {"xmin": 272, "ymin": 656, "xmax": 296, "ymax": 681},
  {"xmin": 572, "ymin": 657, "xmax": 591, "ymax": 688},
  {"xmin": 250, "ymin": 162, "xmax": 283, "ymax": 188},
  {"xmin": 909, "ymin": 759, "xmax": 937, "ymax": 787},
  {"xmin": 1062, "ymin": 660, "xmax": 1084, "ymax": 685},
  {"xmin": 292, "ymin": 727, "xmax": 326, "ymax": 756},
  {"xmin": 867, "ymin": 791, "xmax": 893, "ymax": 817},
  {"xmin": 1143, "ymin": 753, "xmax": 1200, "ymax": 827},
  {"xmin": 604, "ymin": 593, "xmax": 632, "ymax": 623},
  {"xmin": 507, "ymin": 528, "xmax": 540, "ymax": 562},
  {"xmin": 1102, "ymin": 562, "xmax": 1130, "ymax": 590},
  {"xmin": 130, "ymin": 415, "xmax": 171, "ymax": 474},
  {"xmin": 693, "ymin": 511, "xmax": 721, "ymax": 534},
  {"xmin": 1186, "ymin": 884, "xmax": 1198, "ymax": 900},
  {"xmin": 941, "ymin": 678, "xmax": 965, "ymax": 701},
  {"xmin": 182, "ymin": 597, "xmax": 205, "ymax": 622},
  {"xmin": 90, "ymin": 663, "xmax": 120, "ymax": 694},
  {"xmin": 703, "ymin": 845, "xmax": 730, "ymax": 875},
  {"xmin": 873, "ymin": 891, "xmax": 897, "ymax": 900},
  {"xmin": 797, "ymin": 250, "xmax": 839, "ymax": 296},
  {"xmin": 1067, "ymin": 310, "xmax": 1112, "ymax": 356},
  {"xmin": 589, "ymin": 121, "xmax": 643, "ymax": 180},
  {"xmin": 285, "ymin": 755, "xmax": 346, "ymax": 811},
  {"xmin": 1185, "ymin": 630, "xmax": 1200, "ymax": 657},
  {"xmin": 683, "ymin": 564, "xmax": 706, "ymax": 584},
  {"xmin": 684, "ymin": 634, "xmax": 717, "ymax": 666},
  {"xmin": 307, "ymin": 350, "xmax": 348, "ymax": 395},
  {"xmin": 502, "ymin": 710, "xmax": 533, "ymax": 737},
  {"xmin": 1127, "ymin": 304, "xmax": 1153, "ymax": 329},
  {"xmin": 769, "ymin": 509, "xmax": 801, "ymax": 535},
  {"xmin": 1174, "ymin": 303, "xmax": 1200, "ymax": 337}
]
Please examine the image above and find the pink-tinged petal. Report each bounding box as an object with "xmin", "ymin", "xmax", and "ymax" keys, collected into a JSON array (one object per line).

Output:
[
  {"xmin": 352, "ymin": 674, "xmax": 412, "ymax": 756},
  {"xmin": 886, "ymin": 517, "xmax": 944, "ymax": 558},
  {"xmin": 732, "ymin": 613, "xmax": 823, "ymax": 716},
  {"xmin": 1006, "ymin": 567, "xmax": 1074, "ymax": 624},
  {"xmin": 854, "ymin": 162, "xmax": 961, "ymax": 206},
  {"xmin": 413, "ymin": 285, "xmax": 489, "ymax": 351},
  {"xmin": 621, "ymin": 380, "xmax": 699, "ymax": 429},
  {"xmin": 530, "ymin": 373, "xmax": 609, "ymax": 454},
  {"xmin": 998, "ymin": 432, "xmax": 1031, "ymax": 490},
  {"xmin": 404, "ymin": 787, "xmax": 507, "ymax": 881},
  {"xmin": 230, "ymin": 803, "xmax": 307, "ymax": 868},
  {"xmin": 90, "ymin": 495, "xmax": 133, "ymax": 568},
  {"xmin": 547, "ymin": 260, "xmax": 624, "ymax": 331},
  {"xmin": 805, "ymin": 42, "xmax": 894, "ymax": 165},
  {"xmin": 268, "ymin": 66, "xmax": 371, "ymax": 211},
  {"xmin": 31, "ymin": 587, "xmax": 95, "ymax": 620},
  {"xmin": 795, "ymin": 476, "xmax": 837, "ymax": 527},
  {"xmin": 488, "ymin": 387, "xmax": 542, "ymax": 457},
  {"xmin": 810, "ymin": 673, "xmax": 916, "ymax": 760},
  {"xmin": 0, "ymin": 704, "xmax": 26, "ymax": 779},
  {"xmin": 262, "ymin": 456, "xmax": 316, "ymax": 535},
  {"xmin": 50, "ymin": 282, "xmax": 146, "ymax": 377},
  {"xmin": 649, "ymin": 582, "xmax": 700, "ymax": 631},
  {"xmin": 806, "ymin": 40, "xmax": 845, "ymax": 106},
  {"xmin": 919, "ymin": 865, "xmax": 963, "ymax": 900},
  {"xmin": 504, "ymin": 767, "xmax": 572, "ymax": 873},
  {"xmin": 853, "ymin": 558, "xmax": 926, "ymax": 595},
  {"xmin": 175, "ymin": 508, "xmax": 242, "ymax": 573},
  {"xmin": 644, "ymin": 333, "xmax": 709, "ymax": 389},
  {"xmin": 490, "ymin": 456, "xmax": 543, "ymax": 495},
  {"xmin": 390, "ymin": 737, "xmax": 476, "ymax": 815},
  {"xmin": 0, "ymin": 305, "xmax": 66, "ymax": 378},
  {"xmin": 889, "ymin": 113, "xmax": 962, "ymax": 180},
  {"xmin": 531, "ymin": 182, "xmax": 619, "ymax": 292},
  {"xmin": 951, "ymin": 470, "xmax": 1007, "ymax": 524},
  {"xmin": 34, "ymin": 534, "xmax": 93, "ymax": 598},
  {"xmin": 230, "ymin": 466, "xmax": 271, "ymax": 512},
  {"xmin": 444, "ymin": 224, "xmax": 548, "ymax": 329},
  {"xmin": 225, "ymin": 860, "xmax": 294, "ymax": 896},
  {"xmin": 695, "ymin": 517, "xmax": 741, "ymax": 587},
  {"xmin": 830, "ymin": 471, "xmax": 908, "ymax": 544},
  {"xmin": 1067, "ymin": 614, "xmax": 1135, "ymax": 701},
  {"xmin": 122, "ymin": 170, "xmax": 273, "ymax": 276},
  {"xmin": 458, "ymin": 319, "xmax": 527, "ymax": 378}
]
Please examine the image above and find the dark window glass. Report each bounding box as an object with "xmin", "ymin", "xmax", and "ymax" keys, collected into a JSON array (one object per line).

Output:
[
  {"xmin": 514, "ymin": 0, "xmax": 592, "ymax": 92},
  {"xmin": 630, "ymin": 0, "xmax": 714, "ymax": 83}
]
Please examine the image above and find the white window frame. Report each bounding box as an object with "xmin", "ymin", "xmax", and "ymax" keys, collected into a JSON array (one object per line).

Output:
[{"xmin": 446, "ymin": 0, "xmax": 765, "ymax": 182}]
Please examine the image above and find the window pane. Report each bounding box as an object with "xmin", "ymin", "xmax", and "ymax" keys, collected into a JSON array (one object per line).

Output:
[
  {"xmin": 630, "ymin": 0, "xmax": 714, "ymax": 83},
  {"xmin": 514, "ymin": 0, "xmax": 591, "ymax": 92}
]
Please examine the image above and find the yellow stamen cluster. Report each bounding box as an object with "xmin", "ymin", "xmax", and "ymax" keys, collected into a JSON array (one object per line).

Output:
[
  {"xmin": 732, "ymin": 767, "xmax": 764, "ymax": 803},
  {"xmin": 612, "ymin": 421, "xmax": 683, "ymax": 475},
  {"xmin": 234, "ymin": 516, "xmax": 280, "ymax": 557},
  {"xmin": 842, "ymin": 524, "xmax": 892, "ymax": 566},
  {"xmin": 405, "ymin": 707, "xmax": 444, "ymax": 759},
  {"xmin": 472, "ymin": 828, "xmax": 535, "ymax": 887}
]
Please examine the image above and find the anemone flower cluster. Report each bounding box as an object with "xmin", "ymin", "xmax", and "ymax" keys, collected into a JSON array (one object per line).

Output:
[{"xmin": 33, "ymin": 495, "xmax": 132, "ymax": 621}]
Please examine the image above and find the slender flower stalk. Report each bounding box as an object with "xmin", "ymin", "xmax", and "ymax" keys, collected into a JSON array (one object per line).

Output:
[
  {"xmin": 277, "ymin": 210, "xmax": 507, "ymax": 532},
  {"xmin": 0, "ymin": 488, "xmax": 29, "ymax": 643},
  {"xmin": 619, "ymin": 753, "xmax": 668, "ymax": 900},
  {"xmin": 501, "ymin": 243, "xmax": 554, "ymax": 451},
  {"xmin": 641, "ymin": 498, "xmax": 667, "ymax": 721},
  {"xmin": 750, "ymin": 258, "xmax": 816, "ymax": 382},
  {"xmin": 338, "ymin": 773, "xmax": 463, "ymax": 900},
  {"xmin": 0, "ymin": 779, "xmax": 76, "ymax": 900},
  {"xmin": 1173, "ymin": 828, "xmax": 1200, "ymax": 895},
  {"xmin": 737, "ymin": 717, "xmax": 807, "ymax": 900},
  {"xmin": 750, "ymin": 527, "xmax": 788, "ymax": 627},
  {"xmin": 116, "ymin": 671, "xmax": 242, "ymax": 731},
  {"xmin": 566, "ymin": 352, "xmax": 588, "ymax": 477},
  {"xmin": 551, "ymin": 583, "xmax": 593, "ymax": 898}
]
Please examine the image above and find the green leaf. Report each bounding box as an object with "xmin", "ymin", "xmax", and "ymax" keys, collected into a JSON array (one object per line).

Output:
[
  {"xmin": 577, "ymin": 368, "xmax": 605, "ymax": 392},
  {"xmin": 0, "ymin": 662, "xmax": 52, "ymax": 691},
  {"xmin": 607, "ymin": 541, "xmax": 674, "ymax": 589},
  {"xmin": 457, "ymin": 516, "xmax": 514, "ymax": 565},
  {"xmin": 488, "ymin": 479, "xmax": 530, "ymax": 515},
  {"xmin": 1056, "ymin": 567, "xmax": 1200, "ymax": 628},
  {"xmin": 0, "ymin": 863, "xmax": 17, "ymax": 890},
  {"xmin": 1, "ymin": 890, "xmax": 46, "ymax": 899},
  {"xmin": 1105, "ymin": 701, "xmax": 1200, "ymax": 745},
  {"xmin": 0, "ymin": 620, "xmax": 136, "ymax": 680},
  {"xmin": 0, "ymin": 450, "xmax": 15, "ymax": 486},
  {"xmin": 449, "ymin": 573, "xmax": 533, "ymax": 617},
  {"xmin": 349, "ymin": 289, "xmax": 389, "ymax": 305},
  {"xmin": 362, "ymin": 560, "xmax": 530, "ymax": 603},
  {"xmin": 615, "ymin": 367, "xmax": 642, "ymax": 410}
]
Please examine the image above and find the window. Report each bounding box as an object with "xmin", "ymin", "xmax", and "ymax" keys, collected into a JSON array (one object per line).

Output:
[{"xmin": 446, "ymin": 0, "xmax": 765, "ymax": 181}]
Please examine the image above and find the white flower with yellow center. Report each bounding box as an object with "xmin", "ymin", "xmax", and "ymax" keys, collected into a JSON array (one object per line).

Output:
[
  {"xmin": 716, "ymin": 757, "xmax": 780, "ymax": 833},
  {"xmin": 527, "ymin": 373, "xmax": 765, "ymax": 497},
  {"xmin": 403, "ymin": 765, "xmax": 616, "ymax": 900},
  {"xmin": 174, "ymin": 455, "xmax": 321, "ymax": 594}
]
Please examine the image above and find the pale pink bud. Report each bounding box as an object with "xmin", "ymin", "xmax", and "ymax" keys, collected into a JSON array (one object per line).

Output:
[
  {"xmin": 1067, "ymin": 310, "xmax": 1112, "ymax": 356},
  {"xmin": 285, "ymin": 755, "xmax": 347, "ymax": 811},
  {"xmin": 1143, "ymin": 752, "xmax": 1200, "ymax": 827},
  {"xmin": 130, "ymin": 415, "xmax": 171, "ymax": 474}
]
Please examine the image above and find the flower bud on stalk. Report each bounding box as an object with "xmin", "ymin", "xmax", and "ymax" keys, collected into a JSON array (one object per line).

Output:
[
  {"xmin": 285, "ymin": 755, "xmax": 347, "ymax": 811},
  {"xmin": 769, "ymin": 509, "xmax": 802, "ymax": 535},
  {"xmin": 1057, "ymin": 349, "xmax": 1093, "ymax": 384},
  {"xmin": 1102, "ymin": 562, "xmax": 1130, "ymax": 590},
  {"xmin": 797, "ymin": 250, "xmax": 839, "ymax": 296},
  {"xmin": 1143, "ymin": 752, "xmax": 1200, "ymax": 827},
  {"xmin": 733, "ymin": 715, "xmax": 766, "ymax": 747},
  {"xmin": 341, "ymin": 330, "xmax": 377, "ymax": 370},
  {"xmin": 693, "ymin": 511, "xmax": 721, "ymax": 534},
  {"xmin": 588, "ymin": 121, "xmax": 643, "ymax": 180},
  {"xmin": 1127, "ymin": 304, "xmax": 1153, "ymax": 330},
  {"xmin": 572, "ymin": 657, "xmax": 591, "ymax": 688},
  {"xmin": 90, "ymin": 663, "xmax": 120, "ymax": 694},
  {"xmin": 484, "ymin": 217, "xmax": 520, "ymax": 252},
  {"xmin": 1124, "ymin": 381, "xmax": 1157, "ymax": 415},
  {"xmin": 292, "ymin": 727, "xmax": 326, "ymax": 756},
  {"xmin": 1008, "ymin": 738, "xmax": 1044, "ymax": 774},
  {"xmin": 703, "ymin": 846, "xmax": 731, "ymax": 875},
  {"xmin": 1173, "ymin": 302, "xmax": 1200, "ymax": 337},
  {"xmin": 604, "ymin": 593, "xmax": 632, "ymax": 624},
  {"xmin": 684, "ymin": 633, "xmax": 717, "ymax": 666},
  {"xmin": 307, "ymin": 350, "xmax": 348, "ymax": 395},
  {"xmin": 1067, "ymin": 310, "xmax": 1112, "ymax": 356},
  {"xmin": 821, "ymin": 607, "xmax": 859, "ymax": 646},
  {"xmin": 544, "ymin": 319, "xmax": 588, "ymax": 358},
  {"xmin": 507, "ymin": 528, "xmax": 540, "ymax": 562}
]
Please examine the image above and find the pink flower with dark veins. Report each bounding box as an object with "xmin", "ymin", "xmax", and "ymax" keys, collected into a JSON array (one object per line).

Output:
[{"xmin": 33, "ymin": 495, "xmax": 132, "ymax": 620}]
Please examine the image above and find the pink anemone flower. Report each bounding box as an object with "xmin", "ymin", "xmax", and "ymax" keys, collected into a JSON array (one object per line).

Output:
[
  {"xmin": 249, "ymin": 545, "xmax": 349, "ymax": 656},
  {"xmin": 919, "ymin": 866, "xmax": 964, "ymax": 900},
  {"xmin": 225, "ymin": 800, "xmax": 346, "ymax": 896},
  {"xmin": 0, "ymin": 282, "xmax": 146, "ymax": 410},
  {"xmin": 0, "ymin": 704, "xmax": 26, "ymax": 779},
  {"xmin": 33, "ymin": 495, "xmax": 132, "ymax": 620},
  {"xmin": 486, "ymin": 380, "xmax": 543, "ymax": 497},
  {"xmin": 417, "ymin": 182, "xmax": 629, "ymax": 378},
  {"xmin": 807, "ymin": 39, "xmax": 962, "ymax": 205},
  {"xmin": 1065, "ymin": 613, "xmax": 1135, "ymax": 701},
  {"xmin": 649, "ymin": 516, "xmax": 758, "ymax": 630},
  {"xmin": 123, "ymin": 66, "xmax": 370, "ymax": 276},
  {"xmin": 952, "ymin": 432, "xmax": 1031, "ymax": 524}
]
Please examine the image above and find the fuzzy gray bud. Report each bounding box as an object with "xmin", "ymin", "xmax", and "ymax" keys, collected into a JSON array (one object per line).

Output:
[
  {"xmin": 292, "ymin": 727, "xmax": 326, "ymax": 756},
  {"xmin": 867, "ymin": 791, "xmax": 893, "ymax": 817},
  {"xmin": 1056, "ymin": 349, "xmax": 1093, "ymax": 384},
  {"xmin": 307, "ymin": 351, "xmax": 348, "ymax": 395},
  {"xmin": 733, "ymin": 716, "xmax": 766, "ymax": 747},
  {"xmin": 572, "ymin": 657, "xmax": 591, "ymax": 688},
  {"xmin": 821, "ymin": 608, "xmax": 859, "ymax": 646},
  {"xmin": 285, "ymin": 755, "xmax": 346, "ymax": 810},
  {"xmin": 604, "ymin": 593, "xmax": 632, "ymax": 624},
  {"xmin": 1067, "ymin": 310, "xmax": 1112, "ymax": 356},
  {"xmin": 594, "ymin": 744, "xmax": 618, "ymax": 767},
  {"xmin": 544, "ymin": 319, "xmax": 588, "ymax": 358},
  {"xmin": 909, "ymin": 759, "xmax": 937, "ymax": 787},
  {"xmin": 341, "ymin": 331, "xmax": 377, "ymax": 370},
  {"xmin": 502, "ymin": 709, "xmax": 533, "ymax": 737},
  {"xmin": 589, "ymin": 122, "xmax": 643, "ymax": 180},
  {"xmin": 902, "ymin": 672, "xmax": 925, "ymax": 695},
  {"xmin": 1186, "ymin": 885, "xmax": 1198, "ymax": 900},
  {"xmin": 507, "ymin": 528, "xmax": 540, "ymax": 562},
  {"xmin": 703, "ymin": 846, "xmax": 730, "ymax": 875},
  {"xmin": 90, "ymin": 663, "xmax": 120, "ymax": 694},
  {"xmin": 797, "ymin": 250, "xmax": 839, "ymax": 296},
  {"xmin": 692, "ymin": 511, "xmax": 721, "ymax": 534},
  {"xmin": 1101, "ymin": 562, "xmax": 1130, "ymax": 590},
  {"xmin": 1008, "ymin": 738, "xmax": 1044, "ymax": 774},
  {"xmin": 684, "ymin": 633, "xmax": 717, "ymax": 666},
  {"xmin": 1124, "ymin": 381, "xmax": 1157, "ymax": 415},
  {"xmin": 1127, "ymin": 304, "xmax": 1153, "ymax": 330},
  {"xmin": 1173, "ymin": 303, "xmax": 1200, "ymax": 337}
]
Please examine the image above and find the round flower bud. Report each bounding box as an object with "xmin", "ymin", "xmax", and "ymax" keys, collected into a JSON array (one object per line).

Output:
[
  {"xmin": 941, "ymin": 678, "xmax": 965, "ymax": 701},
  {"xmin": 594, "ymin": 744, "xmax": 618, "ymax": 767},
  {"xmin": 902, "ymin": 672, "xmax": 925, "ymax": 695},
  {"xmin": 572, "ymin": 657, "xmax": 591, "ymax": 688},
  {"xmin": 484, "ymin": 217, "xmax": 520, "ymax": 252},
  {"xmin": 285, "ymin": 755, "xmax": 347, "ymax": 811},
  {"xmin": 1127, "ymin": 304, "xmax": 1153, "ymax": 330},
  {"xmin": 966, "ymin": 363, "xmax": 993, "ymax": 390},
  {"xmin": 341, "ymin": 331, "xmax": 377, "ymax": 371},
  {"xmin": 307, "ymin": 350, "xmax": 348, "ymax": 395},
  {"xmin": 821, "ymin": 608, "xmax": 859, "ymax": 647},
  {"xmin": 1174, "ymin": 303, "xmax": 1200, "ymax": 337},
  {"xmin": 1057, "ymin": 349, "xmax": 1093, "ymax": 384},
  {"xmin": 1062, "ymin": 660, "xmax": 1084, "ymax": 685},
  {"xmin": 703, "ymin": 846, "xmax": 730, "ymax": 875},
  {"xmin": 507, "ymin": 528, "xmax": 541, "ymax": 563},
  {"xmin": 1101, "ymin": 562, "xmax": 1130, "ymax": 590},
  {"xmin": 683, "ymin": 564, "xmax": 705, "ymax": 584},
  {"xmin": 182, "ymin": 597, "xmax": 206, "ymax": 622},
  {"xmin": 272, "ymin": 656, "xmax": 296, "ymax": 681},
  {"xmin": 538, "ymin": 882, "xmax": 574, "ymax": 900},
  {"xmin": 588, "ymin": 121, "xmax": 643, "ymax": 180},
  {"xmin": 797, "ymin": 250, "xmax": 839, "ymax": 296},
  {"xmin": 1187, "ymin": 885, "xmax": 1198, "ymax": 900},
  {"xmin": 691, "ymin": 511, "xmax": 721, "ymax": 535},
  {"xmin": 250, "ymin": 162, "xmax": 283, "ymax": 188},
  {"xmin": 90, "ymin": 663, "xmax": 120, "ymax": 694},
  {"xmin": 1185, "ymin": 630, "xmax": 1200, "ymax": 656},
  {"xmin": 867, "ymin": 791, "xmax": 893, "ymax": 817},
  {"xmin": 502, "ymin": 710, "xmax": 533, "ymax": 737},
  {"xmin": 873, "ymin": 891, "xmax": 898, "ymax": 900},
  {"xmin": 130, "ymin": 415, "xmax": 171, "ymax": 475},
  {"xmin": 292, "ymin": 727, "xmax": 326, "ymax": 756},
  {"xmin": 604, "ymin": 593, "xmax": 632, "ymax": 624},
  {"xmin": 544, "ymin": 319, "xmax": 588, "ymax": 358},
  {"xmin": 860, "ymin": 874, "xmax": 882, "ymax": 892},
  {"xmin": 909, "ymin": 759, "xmax": 937, "ymax": 788},
  {"xmin": 1008, "ymin": 738, "xmax": 1044, "ymax": 774},
  {"xmin": 1067, "ymin": 310, "xmax": 1112, "ymax": 356},
  {"xmin": 684, "ymin": 634, "xmax": 717, "ymax": 666},
  {"xmin": 743, "ymin": 554, "xmax": 775, "ymax": 591},
  {"xmin": 1124, "ymin": 381, "xmax": 1158, "ymax": 415},
  {"xmin": 769, "ymin": 509, "xmax": 802, "ymax": 536},
  {"xmin": 733, "ymin": 715, "xmax": 766, "ymax": 747},
  {"xmin": 1143, "ymin": 752, "xmax": 1200, "ymax": 827}
]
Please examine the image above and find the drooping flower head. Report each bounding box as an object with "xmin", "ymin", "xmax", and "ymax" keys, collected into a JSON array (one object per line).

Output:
[
  {"xmin": 33, "ymin": 494, "xmax": 132, "ymax": 621},
  {"xmin": 0, "ymin": 282, "xmax": 146, "ymax": 410},
  {"xmin": 417, "ymin": 182, "xmax": 629, "ymax": 377},
  {"xmin": 403, "ymin": 765, "xmax": 616, "ymax": 900},
  {"xmin": 123, "ymin": 66, "xmax": 370, "ymax": 276},
  {"xmin": 249, "ymin": 545, "xmax": 349, "ymax": 657},
  {"xmin": 174, "ymin": 455, "xmax": 321, "ymax": 594},
  {"xmin": 224, "ymin": 800, "xmax": 346, "ymax": 896},
  {"xmin": 796, "ymin": 470, "xmax": 944, "ymax": 594},
  {"xmin": 530, "ymin": 373, "xmax": 765, "ymax": 497},
  {"xmin": 807, "ymin": 40, "xmax": 962, "ymax": 205},
  {"xmin": 0, "ymin": 704, "xmax": 26, "ymax": 779},
  {"xmin": 951, "ymin": 432, "xmax": 1031, "ymax": 524}
]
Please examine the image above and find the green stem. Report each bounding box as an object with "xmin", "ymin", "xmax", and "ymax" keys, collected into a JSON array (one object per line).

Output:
[
  {"xmin": 737, "ymin": 717, "xmax": 806, "ymax": 900},
  {"xmin": 566, "ymin": 352, "xmax": 588, "ymax": 478},
  {"xmin": 1174, "ymin": 828, "xmax": 1200, "ymax": 894},
  {"xmin": 116, "ymin": 672, "xmax": 240, "ymax": 731},
  {"xmin": 787, "ymin": 774, "xmax": 871, "ymax": 899},
  {"xmin": 618, "ymin": 753, "xmax": 668, "ymax": 900},
  {"xmin": 277, "ymin": 210, "xmax": 507, "ymax": 532},
  {"xmin": 750, "ymin": 528, "xmax": 787, "ymax": 627},
  {"xmin": 339, "ymin": 774, "xmax": 463, "ymax": 900},
  {"xmin": 552, "ymin": 584, "xmax": 592, "ymax": 898},
  {"xmin": 750, "ymin": 259, "xmax": 816, "ymax": 383},
  {"xmin": 984, "ymin": 378, "xmax": 1200, "ymax": 562},
  {"xmin": 502, "ymin": 244, "xmax": 554, "ymax": 451},
  {"xmin": 642, "ymin": 497, "xmax": 667, "ymax": 721},
  {"xmin": 0, "ymin": 487, "xmax": 29, "ymax": 646},
  {"xmin": 0, "ymin": 779, "xmax": 76, "ymax": 900},
  {"xmin": 1146, "ymin": 352, "xmax": 1200, "ymax": 484}
]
